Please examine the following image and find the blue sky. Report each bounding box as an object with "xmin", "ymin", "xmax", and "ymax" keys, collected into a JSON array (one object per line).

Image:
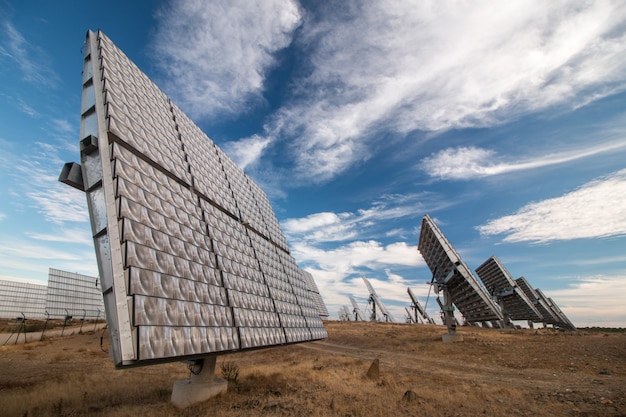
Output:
[{"xmin": 1, "ymin": 0, "xmax": 625, "ymax": 327}]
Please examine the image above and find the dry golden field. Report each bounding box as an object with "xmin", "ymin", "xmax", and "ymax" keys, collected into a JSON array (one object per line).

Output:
[{"xmin": 1, "ymin": 320, "xmax": 625, "ymax": 416}]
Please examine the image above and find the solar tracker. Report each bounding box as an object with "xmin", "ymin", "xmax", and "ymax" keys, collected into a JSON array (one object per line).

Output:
[
  {"xmin": 417, "ymin": 215, "xmax": 503, "ymax": 327},
  {"xmin": 546, "ymin": 297, "xmax": 576, "ymax": 330},
  {"xmin": 407, "ymin": 287, "xmax": 435, "ymax": 324},
  {"xmin": 70, "ymin": 30, "xmax": 327, "ymax": 369},
  {"xmin": 349, "ymin": 296, "xmax": 365, "ymax": 321},
  {"xmin": 514, "ymin": 278, "xmax": 576, "ymax": 330},
  {"xmin": 475, "ymin": 256, "xmax": 542, "ymax": 324},
  {"xmin": 514, "ymin": 277, "xmax": 558, "ymax": 325},
  {"xmin": 361, "ymin": 277, "xmax": 395, "ymax": 322},
  {"xmin": 536, "ymin": 289, "xmax": 577, "ymax": 331}
]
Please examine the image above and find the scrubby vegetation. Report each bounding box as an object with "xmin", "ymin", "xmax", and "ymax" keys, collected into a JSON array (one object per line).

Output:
[{"xmin": 0, "ymin": 321, "xmax": 624, "ymax": 416}]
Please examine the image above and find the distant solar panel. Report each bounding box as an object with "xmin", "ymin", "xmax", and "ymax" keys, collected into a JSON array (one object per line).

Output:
[
  {"xmin": 418, "ymin": 215, "xmax": 503, "ymax": 324},
  {"xmin": 536, "ymin": 289, "xmax": 576, "ymax": 331},
  {"xmin": 349, "ymin": 296, "xmax": 365, "ymax": 321},
  {"xmin": 361, "ymin": 277, "xmax": 395, "ymax": 322},
  {"xmin": 407, "ymin": 287, "xmax": 435, "ymax": 324},
  {"xmin": 514, "ymin": 277, "xmax": 556, "ymax": 324},
  {"xmin": 475, "ymin": 257, "xmax": 542, "ymax": 323},
  {"xmin": 46, "ymin": 268, "xmax": 105, "ymax": 319},
  {"xmin": 73, "ymin": 30, "xmax": 326, "ymax": 367},
  {"xmin": 514, "ymin": 278, "xmax": 576, "ymax": 330}
]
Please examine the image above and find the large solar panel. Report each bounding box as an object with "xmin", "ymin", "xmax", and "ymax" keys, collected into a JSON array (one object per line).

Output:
[
  {"xmin": 417, "ymin": 214, "xmax": 503, "ymax": 323},
  {"xmin": 475, "ymin": 257, "xmax": 542, "ymax": 322},
  {"xmin": 76, "ymin": 30, "xmax": 326, "ymax": 367}
]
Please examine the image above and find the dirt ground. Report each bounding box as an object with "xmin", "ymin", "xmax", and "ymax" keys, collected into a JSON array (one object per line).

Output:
[{"xmin": 0, "ymin": 321, "xmax": 624, "ymax": 416}]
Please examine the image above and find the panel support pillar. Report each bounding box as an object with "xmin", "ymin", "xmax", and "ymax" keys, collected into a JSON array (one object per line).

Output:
[
  {"xmin": 441, "ymin": 287, "xmax": 463, "ymax": 343},
  {"xmin": 171, "ymin": 356, "xmax": 228, "ymax": 409}
]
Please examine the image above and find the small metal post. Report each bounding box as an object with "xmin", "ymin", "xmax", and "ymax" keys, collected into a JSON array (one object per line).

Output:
[{"xmin": 40, "ymin": 310, "xmax": 50, "ymax": 341}]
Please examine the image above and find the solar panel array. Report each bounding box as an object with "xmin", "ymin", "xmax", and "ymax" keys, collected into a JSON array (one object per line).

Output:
[
  {"xmin": 536, "ymin": 288, "xmax": 577, "ymax": 331},
  {"xmin": 78, "ymin": 30, "xmax": 326, "ymax": 367},
  {"xmin": 418, "ymin": 215, "xmax": 503, "ymax": 323},
  {"xmin": 46, "ymin": 268, "xmax": 105, "ymax": 319},
  {"xmin": 0, "ymin": 279, "xmax": 47, "ymax": 319},
  {"xmin": 475, "ymin": 257, "xmax": 542, "ymax": 322}
]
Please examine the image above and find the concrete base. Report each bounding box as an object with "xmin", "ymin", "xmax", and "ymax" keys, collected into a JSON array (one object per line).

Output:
[
  {"xmin": 442, "ymin": 333, "xmax": 464, "ymax": 343},
  {"xmin": 171, "ymin": 357, "xmax": 228, "ymax": 409},
  {"xmin": 171, "ymin": 376, "xmax": 228, "ymax": 409}
]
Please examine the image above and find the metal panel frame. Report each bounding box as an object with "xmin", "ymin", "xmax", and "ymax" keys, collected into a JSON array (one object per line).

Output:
[
  {"xmin": 475, "ymin": 257, "xmax": 542, "ymax": 322},
  {"xmin": 418, "ymin": 214, "xmax": 503, "ymax": 324}
]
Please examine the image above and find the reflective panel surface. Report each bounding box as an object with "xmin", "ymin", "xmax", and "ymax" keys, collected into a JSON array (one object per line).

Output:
[
  {"xmin": 418, "ymin": 214, "xmax": 503, "ymax": 323},
  {"xmin": 79, "ymin": 30, "xmax": 327, "ymax": 367}
]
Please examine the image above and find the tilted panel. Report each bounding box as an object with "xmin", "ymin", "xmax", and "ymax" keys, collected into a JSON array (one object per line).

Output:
[
  {"xmin": 247, "ymin": 178, "xmax": 289, "ymax": 252},
  {"xmin": 0, "ymin": 279, "xmax": 47, "ymax": 319},
  {"xmin": 475, "ymin": 257, "xmax": 542, "ymax": 321},
  {"xmin": 98, "ymin": 35, "xmax": 189, "ymax": 183},
  {"xmin": 514, "ymin": 277, "xmax": 557, "ymax": 325},
  {"xmin": 536, "ymin": 289, "xmax": 576, "ymax": 330},
  {"xmin": 407, "ymin": 287, "xmax": 430, "ymax": 321},
  {"xmin": 417, "ymin": 214, "xmax": 502, "ymax": 323},
  {"xmin": 547, "ymin": 297, "xmax": 576, "ymax": 330},
  {"xmin": 216, "ymin": 147, "xmax": 269, "ymax": 238},
  {"xmin": 78, "ymin": 30, "xmax": 326, "ymax": 368},
  {"xmin": 46, "ymin": 268, "xmax": 105, "ymax": 319},
  {"xmin": 172, "ymin": 104, "xmax": 238, "ymax": 215},
  {"xmin": 301, "ymin": 270, "xmax": 329, "ymax": 318}
]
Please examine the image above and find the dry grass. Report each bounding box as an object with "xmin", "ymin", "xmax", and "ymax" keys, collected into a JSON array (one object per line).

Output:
[{"xmin": 0, "ymin": 321, "xmax": 625, "ymax": 416}]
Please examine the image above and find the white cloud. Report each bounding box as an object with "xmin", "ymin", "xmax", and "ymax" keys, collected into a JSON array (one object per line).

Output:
[
  {"xmin": 270, "ymin": 1, "xmax": 626, "ymax": 182},
  {"xmin": 17, "ymin": 98, "xmax": 39, "ymax": 117},
  {"xmin": 421, "ymin": 141, "xmax": 626, "ymax": 180},
  {"xmin": 222, "ymin": 135, "xmax": 272, "ymax": 170},
  {"xmin": 282, "ymin": 192, "xmax": 442, "ymax": 244},
  {"xmin": 26, "ymin": 228, "xmax": 92, "ymax": 246},
  {"xmin": 27, "ymin": 185, "xmax": 88, "ymax": 224},
  {"xmin": 477, "ymin": 169, "xmax": 626, "ymax": 242},
  {"xmin": 49, "ymin": 118, "xmax": 74, "ymax": 134},
  {"xmin": 153, "ymin": 0, "xmax": 302, "ymax": 119},
  {"xmin": 293, "ymin": 240, "xmax": 422, "ymax": 272}
]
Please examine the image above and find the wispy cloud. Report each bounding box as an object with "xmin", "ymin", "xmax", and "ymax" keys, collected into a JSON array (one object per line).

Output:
[
  {"xmin": 152, "ymin": 2, "xmax": 626, "ymax": 184},
  {"xmin": 282, "ymin": 192, "xmax": 440, "ymax": 244},
  {"xmin": 8, "ymin": 136, "xmax": 88, "ymax": 224},
  {"xmin": 17, "ymin": 98, "xmax": 39, "ymax": 117},
  {"xmin": 281, "ymin": 193, "xmax": 437, "ymax": 318},
  {"xmin": 420, "ymin": 141, "xmax": 626, "ymax": 180},
  {"xmin": 0, "ymin": 18, "xmax": 59, "ymax": 88},
  {"xmin": 292, "ymin": 240, "xmax": 422, "ymax": 273},
  {"xmin": 222, "ymin": 134, "xmax": 272, "ymax": 170},
  {"xmin": 477, "ymin": 169, "xmax": 626, "ymax": 243},
  {"xmin": 153, "ymin": 0, "xmax": 302, "ymax": 119},
  {"xmin": 26, "ymin": 227, "xmax": 92, "ymax": 246},
  {"xmin": 264, "ymin": 1, "xmax": 626, "ymax": 182}
]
